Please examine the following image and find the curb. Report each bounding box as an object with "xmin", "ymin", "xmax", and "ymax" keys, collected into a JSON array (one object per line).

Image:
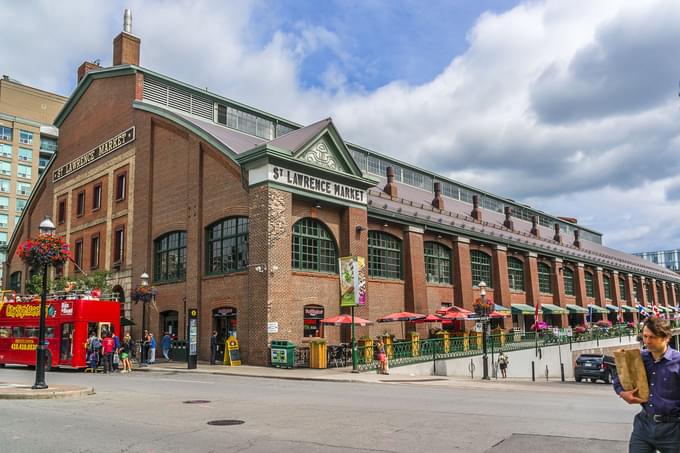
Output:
[{"xmin": 0, "ymin": 385, "xmax": 95, "ymax": 400}]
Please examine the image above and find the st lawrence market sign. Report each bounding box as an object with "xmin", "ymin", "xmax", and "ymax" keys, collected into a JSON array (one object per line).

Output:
[
  {"xmin": 53, "ymin": 127, "xmax": 135, "ymax": 182},
  {"xmin": 251, "ymin": 164, "xmax": 366, "ymax": 205}
]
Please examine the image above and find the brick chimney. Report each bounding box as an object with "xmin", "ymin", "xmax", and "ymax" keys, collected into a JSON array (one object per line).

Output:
[
  {"xmin": 432, "ymin": 182, "xmax": 444, "ymax": 210},
  {"xmin": 383, "ymin": 166, "xmax": 398, "ymax": 198},
  {"xmin": 471, "ymin": 195, "xmax": 482, "ymax": 221},
  {"xmin": 573, "ymin": 229, "xmax": 581, "ymax": 248},
  {"xmin": 113, "ymin": 9, "xmax": 140, "ymax": 66},
  {"xmin": 553, "ymin": 223, "xmax": 562, "ymax": 244},
  {"xmin": 530, "ymin": 215, "xmax": 540, "ymax": 237},
  {"xmin": 77, "ymin": 61, "xmax": 101, "ymax": 83},
  {"xmin": 503, "ymin": 206, "xmax": 514, "ymax": 230}
]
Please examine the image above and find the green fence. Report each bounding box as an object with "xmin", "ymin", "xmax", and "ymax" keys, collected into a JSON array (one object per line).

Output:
[{"xmin": 355, "ymin": 325, "xmax": 640, "ymax": 372}]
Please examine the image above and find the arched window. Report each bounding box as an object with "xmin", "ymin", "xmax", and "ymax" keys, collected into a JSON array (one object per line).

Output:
[
  {"xmin": 538, "ymin": 263, "xmax": 552, "ymax": 294},
  {"xmin": 368, "ymin": 231, "xmax": 402, "ymax": 279},
  {"xmin": 292, "ymin": 218, "xmax": 338, "ymax": 273},
  {"xmin": 470, "ymin": 250, "xmax": 492, "ymax": 288},
  {"xmin": 154, "ymin": 231, "xmax": 187, "ymax": 283},
  {"xmin": 603, "ymin": 275, "xmax": 612, "ymax": 300},
  {"xmin": 619, "ymin": 277, "xmax": 626, "ymax": 301},
  {"xmin": 507, "ymin": 257, "xmax": 524, "ymax": 291},
  {"xmin": 563, "ymin": 267, "xmax": 575, "ymax": 296},
  {"xmin": 424, "ymin": 241, "xmax": 451, "ymax": 284},
  {"xmin": 585, "ymin": 272, "xmax": 594, "ymax": 298},
  {"xmin": 206, "ymin": 217, "xmax": 248, "ymax": 275},
  {"xmin": 9, "ymin": 271, "xmax": 21, "ymax": 292}
]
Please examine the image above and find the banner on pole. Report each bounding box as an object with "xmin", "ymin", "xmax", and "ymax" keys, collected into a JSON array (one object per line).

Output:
[{"xmin": 339, "ymin": 256, "xmax": 367, "ymax": 307}]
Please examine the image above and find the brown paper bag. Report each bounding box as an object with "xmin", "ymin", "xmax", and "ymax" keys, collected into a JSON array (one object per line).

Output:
[{"xmin": 614, "ymin": 349, "xmax": 649, "ymax": 402}]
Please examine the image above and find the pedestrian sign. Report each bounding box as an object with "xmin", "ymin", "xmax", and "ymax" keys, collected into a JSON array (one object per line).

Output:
[{"xmin": 224, "ymin": 336, "xmax": 241, "ymax": 366}]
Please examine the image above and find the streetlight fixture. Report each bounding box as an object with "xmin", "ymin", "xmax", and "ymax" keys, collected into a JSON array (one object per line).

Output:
[
  {"xmin": 474, "ymin": 280, "xmax": 492, "ymax": 381},
  {"xmin": 33, "ymin": 215, "xmax": 56, "ymax": 389},
  {"xmin": 139, "ymin": 272, "xmax": 149, "ymax": 365}
]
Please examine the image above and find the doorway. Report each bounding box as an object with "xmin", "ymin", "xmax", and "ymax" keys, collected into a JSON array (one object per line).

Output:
[
  {"xmin": 161, "ymin": 310, "xmax": 179, "ymax": 338},
  {"xmin": 212, "ymin": 307, "xmax": 237, "ymax": 364}
]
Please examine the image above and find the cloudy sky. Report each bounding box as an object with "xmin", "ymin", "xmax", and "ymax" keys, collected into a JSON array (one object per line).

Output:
[{"xmin": 3, "ymin": 0, "xmax": 680, "ymax": 253}]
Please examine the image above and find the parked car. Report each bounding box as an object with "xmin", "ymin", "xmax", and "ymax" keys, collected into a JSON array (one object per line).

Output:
[{"xmin": 574, "ymin": 354, "xmax": 616, "ymax": 384}]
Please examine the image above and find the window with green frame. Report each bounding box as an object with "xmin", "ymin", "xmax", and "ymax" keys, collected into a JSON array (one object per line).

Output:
[
  {"xmin": 154, "ymin": 231, "xmax": 187, "ymax": 283},
  {"xmin": 470, "ymin": 250, "xmax": 492, "ymax": 288},
  {"xmin": 585, "ymin": 272, "xmax": 594, "ymax": 298},
  {"xmin": 368, "ymin": 231, "xmax": 402, "ymax": 279},
  {"xmin": 563, "ymin": 267, "xmax": 575, "ymax": 296},
  {"xmin": 619, "ymin": 278, "xmax": 626, "ymax": 300},
  {"xmin": 538, "ymin": 262, "xmax": 552, "ymax": 294},
  {"xmin": 507, "ymin": 257, "xmax": 524, "ymax": 291},
  {"xmin": 291, "ymin": 218, "xmax": 338, "ymax": 273},
  {"xmin": 603, "ymin": 275, "xmax": 612, "ymax": 299},
  {"xmin": 424, "ymin": 241, "xmax": 451, "ymax": 284},
  {"xmin": 206, "ymin": 217, "xmax": 248, "ymax": 275}
]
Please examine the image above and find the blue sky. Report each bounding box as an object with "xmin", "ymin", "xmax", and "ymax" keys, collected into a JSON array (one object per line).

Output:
[{"xmin": 3, "ymin": 0, "xmax": 680, "ymax": 254}]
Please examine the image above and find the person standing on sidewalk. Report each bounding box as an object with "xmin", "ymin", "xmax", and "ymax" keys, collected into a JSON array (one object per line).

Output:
[
  {"xmin": 614, "ymin": 316, "xmax": 680, "ymax": 452},
  {"xmin": 210, "ymin": 331, "xmax": 218, "ymax": 365},
  {"xmin": 161, "ymin": 332, "xmax": 172, "ymax": 362},
  {"xmin": 147, "ymin": 333, "xmax": 156, "ymax": 364},
  {"xmin": 498, "ymin": 351, "xmax": 509, "ymax": 379},
  {"xmin": 101, "ymin": 332, "xmax": 115, "ymax": 374}
]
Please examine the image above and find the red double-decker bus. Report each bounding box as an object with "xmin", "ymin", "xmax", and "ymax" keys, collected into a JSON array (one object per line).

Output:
[{"xmin": 0, "ymin": 295, "xmax": 121, "ymax": 370}]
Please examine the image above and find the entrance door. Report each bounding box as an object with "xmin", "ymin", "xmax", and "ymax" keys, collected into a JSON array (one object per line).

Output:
[
  {"xmin": 60, "ymin": 322, "xmax": 74, "ymax": 362},
  {"xmin": 212, "ymin": 307, "xmax": 237, "ymax": 363}
]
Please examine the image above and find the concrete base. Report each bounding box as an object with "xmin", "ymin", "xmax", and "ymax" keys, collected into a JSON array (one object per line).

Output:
[{"xmin": 0, "ymin": 383, "xmax": 95, "ymax": 399}]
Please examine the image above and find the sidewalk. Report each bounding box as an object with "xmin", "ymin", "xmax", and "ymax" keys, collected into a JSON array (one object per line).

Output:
[
  {"xmin": 0, "ymin": 382, "xmax": 94, "ymax": 400},
  {"xmin": 134, "ymin": 360, "xmax": 611, "ymax": 395}
]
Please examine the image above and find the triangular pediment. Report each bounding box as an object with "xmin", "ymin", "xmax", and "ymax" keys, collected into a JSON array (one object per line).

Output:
[{"xmin": 296, "ymin": 134, "xmax": 349, "ymax": 173}]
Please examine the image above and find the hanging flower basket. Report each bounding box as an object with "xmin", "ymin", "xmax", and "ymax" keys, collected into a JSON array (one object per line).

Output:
[
  {"xmin": 132, "ymin": 285, "xmax": 156, "ymax": 303},
  {"xmin": 16, "ymin": 234, "xmax": 70, "ymax": 269}
]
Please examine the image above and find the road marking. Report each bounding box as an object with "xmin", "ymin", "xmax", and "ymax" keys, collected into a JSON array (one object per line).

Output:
[{"xmin": 159, "ymin": 378, "xmax": 213, "ymax": 384}]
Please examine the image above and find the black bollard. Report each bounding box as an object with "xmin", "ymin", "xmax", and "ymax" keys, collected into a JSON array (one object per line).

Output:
[
  {"xmin": 560, "ymin": 363, "xmax": 565, "ymax": 382},
  {"xmin": 531, "ymin": 361, "xmax": 535, "ymax": 382}
]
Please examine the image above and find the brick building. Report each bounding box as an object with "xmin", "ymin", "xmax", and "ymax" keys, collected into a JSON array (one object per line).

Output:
[{"xmin": 5, "ymin": 21, "xmax": 680, "ymax": 365}]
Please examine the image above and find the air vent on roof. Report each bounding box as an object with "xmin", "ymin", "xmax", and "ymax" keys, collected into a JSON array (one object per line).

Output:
[{"xmin": 143, "ymin": 77, "xmax": 214, "ymax": 121}]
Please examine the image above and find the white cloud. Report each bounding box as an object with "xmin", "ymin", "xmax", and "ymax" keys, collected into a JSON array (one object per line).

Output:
[{"xmin": 1, "ymin": 0, "xmax": 678, "ymax": 253}]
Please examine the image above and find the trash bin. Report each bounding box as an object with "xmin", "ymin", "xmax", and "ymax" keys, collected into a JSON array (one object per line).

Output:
[
  {"xmin": 271, "ymin": 340, "xmax": 296, "ymax": 368},
  {"xmin": 309, "ymin": 340, "xmax": 327, "ymax": 369},
  {"xmin": 169, "ymin": 340, "xmax": 187, "ymax": 361}
]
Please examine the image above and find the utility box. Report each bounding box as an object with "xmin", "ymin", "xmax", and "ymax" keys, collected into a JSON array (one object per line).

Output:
[
  {"xmin": 271, "ymin": 340, "xmax": 296, "ymax": 368},
  {"xmin": 169, "ymin": 340, "xmax": 187, "ymax": 361},
  {"xmin": 309, "ymin": 340, "xmax": 327, "ymax": 369}
]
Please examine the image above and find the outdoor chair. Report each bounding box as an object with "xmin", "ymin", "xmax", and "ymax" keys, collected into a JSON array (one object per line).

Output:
[{"xmin": 328, "ymin": 346, "xmax": 345, "ymax": 368}]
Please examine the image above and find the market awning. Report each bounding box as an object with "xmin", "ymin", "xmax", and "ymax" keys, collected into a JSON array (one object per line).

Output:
[
  {"xmin": 606, "ymin": 304, "xmax": 619, "ymax": 312},
  {"xmin": 494, "ymin": 304, "xmax": 511, "ymax": 313},
  {"xmin": 657, "ymin": 305, "xmax": 671, "ymax": 313},
  {"xmin": 541, "ymin": 303, "xmax": 567, "ymax": 314},
  {"xmin": 120, "ymin": 317, "xmax": 136, "ymax": 326},
  {"xmin": 511, "ymin": 303, "xmax": 535, "ymax": 314},
  {"xmin": 566, "ymin": 304, "xmax": 588, "ymax": 314},
  {"xmin": 588, "ymin": 304, "xmax": 609, "ymax": 314},
  {"xmin": 620, "ymin": 304, "xmax": 636, "ymax": 312}
]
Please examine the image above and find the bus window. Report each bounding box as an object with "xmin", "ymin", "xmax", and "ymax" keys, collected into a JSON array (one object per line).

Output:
[
  {"xmin": 60, "ymin": 323, "xmax": 73, "ymax": 361},
  {"xmin": 0, "ymin": 327, "xmax": 10, "ymax": 338},
  {"xmin": 99, "ymin": 322, "xmax": 111, "ymax": 337},
  {"xmin": 25, "ymin": 327, "xmax": 39, "ymax": 338},
  {"xmin": 12, "ymin": 326, "xmax": 24, "ymax": 338},
  {"xmin": 46, "ymin": 327, "xmax": 55, "ymax": 338},
  {"xmin": 88, "ymin": 322, "xmax": 97, "ymax": 337}
]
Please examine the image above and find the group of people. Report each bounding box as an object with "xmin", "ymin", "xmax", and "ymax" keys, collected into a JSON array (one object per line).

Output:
[{"xmin": 86, "ymin": 331, "xmax": 134, "ymax": 373}]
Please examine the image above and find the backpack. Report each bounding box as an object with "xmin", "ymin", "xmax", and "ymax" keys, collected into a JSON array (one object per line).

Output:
[{"xmin": 88, "ymin": 337, "xmax": 101, "ymax": 352}]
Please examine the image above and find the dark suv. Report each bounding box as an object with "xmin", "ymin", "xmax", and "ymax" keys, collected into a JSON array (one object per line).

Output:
[{"xmin": 574, "ymin": 354, "xmax": 616, "ymax": 384}]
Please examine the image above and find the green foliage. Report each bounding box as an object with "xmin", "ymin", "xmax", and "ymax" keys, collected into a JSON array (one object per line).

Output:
[
  {"xmin": 26, "ymin": 273, "xmax": 51, "ymax": 295},
  {"xmin": 53, "ymin": 271, "xmax": 113, "ymax": 293}
]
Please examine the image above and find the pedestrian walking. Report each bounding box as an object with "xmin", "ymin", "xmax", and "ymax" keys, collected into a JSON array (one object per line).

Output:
[
  {"xmin": 86, "ymin": 331, "xmax": 101, "ymax": 371},
  {"xmin": 614, "ymin": 317, "xmax": 680, "ymax": 452},
  {"xmin": 142, "ymin": 329, "xmax": 149, "ymax": 364},
  {"xmin": 210, "ymin": 331, "xmax": 218, "ymax": 365},
  {"xmin": 101, "ymin": 332, "xmax": 115, "ymax": 374},
  {"xmin": 121, "ymin": 334, "xmax": 133, "ymax": 372},
  {"xmin": 375, "ymin": 338, "xmax": 389, "ymax": 375},
  {"xmin": 111, "ymin": 330, "xmax": 120, "ymax": 371},
  {"xmin": 498, "ymin": 351, "xmax": 509, "ymax": 378},
  {"xmin": 161, "ymin": 332, "xmax": 172, "ymax": 362},
  {"xmin": 147, "ymin": 332, "xmax": 156, "ymax": 364}
]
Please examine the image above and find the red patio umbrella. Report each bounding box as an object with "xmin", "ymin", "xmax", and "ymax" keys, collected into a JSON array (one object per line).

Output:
[
  {"xmin": 377, "ymin": 311, "xmax": 426, "ymax": 338},
  {"xmin": 320, "ymin": 314, "xmax": 373, "ymax": 326},
  {"xmin": 413, "ymin": 314, "xmax": 447, "ymax": 324},
  {"xmin": 436, "ymin": 306, "xmax": 472, "ymax": 316}
]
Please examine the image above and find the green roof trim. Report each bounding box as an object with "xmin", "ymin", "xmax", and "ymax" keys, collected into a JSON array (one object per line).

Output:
[
  {"xmin": 566, "ymin": 304, "xmax": 589, "ymax": 314},
  {"xmin": 587, "ymin": 304, "xmax": 609, "ymax": 314},
  {"xmin": 620, "ymin": 304, "xmax": 636, "ymax": 312}
]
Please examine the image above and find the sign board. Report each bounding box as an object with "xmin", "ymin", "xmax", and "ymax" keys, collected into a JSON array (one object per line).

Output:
[
  {"xmin": 475, "ymin": 322, "xmax": 483, "ymax": 333},
  {"xmin": 53, "ymin": 127, "xmax": 135, "ymax": 182},
  {"xmin": 553, "ymin": 328, "xmax": 560, "ymax": 337},
  {"xmin": 267, "ymin": 322, "xmax": 279, "ymax": 333},
  {"xmin": 566, "ymin": 327, "xmax": 573, "ymax": 337},
  {"xmin": 339, "ymin": 256, "xmax": 367, "ymax": 307},
  {"xmin": 271, "ymin": 348, "xmax": 287, "ymax": 364},
  {"xmin": 187, "ymin": 309, "xmax": 199, "ymax": 369},
  {"xmin": 224, "ymin": 336, "xmax": 241, "ymax": 366}
]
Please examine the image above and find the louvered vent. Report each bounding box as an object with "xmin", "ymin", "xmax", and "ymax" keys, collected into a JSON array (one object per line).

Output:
[{"xmin": 142, "ymin": 77, "xmax": 214, "ymax": 120}]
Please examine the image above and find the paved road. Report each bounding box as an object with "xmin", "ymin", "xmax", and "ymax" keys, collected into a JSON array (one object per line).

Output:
[{"xmin": 0, "ymin": 367, "xmax": 633, "ymax": 452}]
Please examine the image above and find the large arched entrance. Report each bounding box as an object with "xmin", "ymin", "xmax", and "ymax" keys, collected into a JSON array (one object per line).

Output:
[{"xmin": 212, "ymin": 307, "xmax": 237, "ymax": 363}]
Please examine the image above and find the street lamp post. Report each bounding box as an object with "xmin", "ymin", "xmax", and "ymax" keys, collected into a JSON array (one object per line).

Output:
[
  {"xmin": 475, "ymin": 281, "xmax": 491, "ymax": 381},
  {"xmin": 32, "ymin": 216, "xmax": 56, "ymax": 390},
  {"xmin": 139, "ymin": 272, "xmax": 149, "ymax": 365}
]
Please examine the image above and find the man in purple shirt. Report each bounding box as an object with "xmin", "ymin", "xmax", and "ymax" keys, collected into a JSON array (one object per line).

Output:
[{"xmin": 613, "ymin": 316, "xmax": 680, "ymax": 452}]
